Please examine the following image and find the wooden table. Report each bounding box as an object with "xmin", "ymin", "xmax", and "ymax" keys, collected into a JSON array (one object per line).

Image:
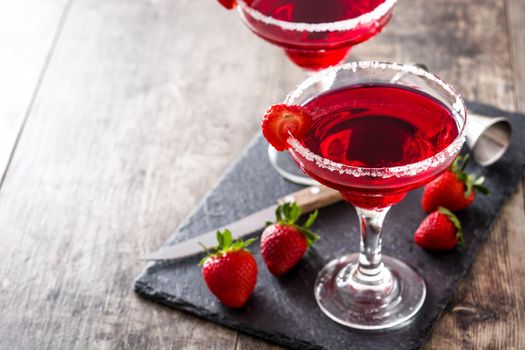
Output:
[{"xmin": 1, "ymin": 0, "xmax": 524, "ymax": 348}]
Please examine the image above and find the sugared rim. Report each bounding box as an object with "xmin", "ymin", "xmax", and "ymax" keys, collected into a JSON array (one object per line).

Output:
[
  {"xmin": 237, "ymin": 0, "xmax": 397, "ymax": 33},
  {"xmin": 285, "ymin": 61, "xmax": 468, "ymax": 179}
]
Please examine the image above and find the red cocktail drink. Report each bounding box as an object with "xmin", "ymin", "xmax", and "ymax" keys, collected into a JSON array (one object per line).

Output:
[
  {"xmin": 271, "ymin": 62, "xmax": 467, "ymax": 330},
  {"xmin": 237, "ymin": 0, "xmax": 396, "ymax": 70},
  {"xmin": 294, "ymin": 84, "xmax": 459, "ymax": 208}
]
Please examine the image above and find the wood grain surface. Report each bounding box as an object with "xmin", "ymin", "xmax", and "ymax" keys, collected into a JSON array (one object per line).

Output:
[
  {"xmin": 0, "ymin": 0, "xmax": 523, "ymax": 349},
  {"xmin": 0, "ymin": 0, "xmax": 71, "ymax": 181}
]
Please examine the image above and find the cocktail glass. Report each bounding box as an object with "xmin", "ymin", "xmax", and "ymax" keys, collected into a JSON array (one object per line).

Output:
[
  {"xmin": 237, "ymin": 0, "xmax": 397, "ymax": 71},
  {"xmin": 282, "ymin": 62, "xmax": 467, "ymax": 330},
  {"xmin": 236, "ymin": 0, "xmax": 398, "ymax": 185}
]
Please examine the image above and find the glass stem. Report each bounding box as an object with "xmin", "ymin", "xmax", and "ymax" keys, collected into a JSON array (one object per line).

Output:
[{"xmin": 354, "ymin": 206, "xmax": 391, "ymax": 284}]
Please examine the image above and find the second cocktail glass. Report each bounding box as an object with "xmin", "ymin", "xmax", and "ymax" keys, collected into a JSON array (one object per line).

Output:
[
  {"xmin": 237, "ymin": 0, "xmax": 396, "ymax": 71},
  {"xmin": 278, "ymin": 62, "xmax": 467, "ymax": 330}
]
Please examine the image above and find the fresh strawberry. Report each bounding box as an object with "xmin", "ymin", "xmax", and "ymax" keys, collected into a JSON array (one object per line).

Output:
[
  {"xmin": 217, "ymin": 0, "xmax": 236, "ymax": 10},
  {"xmin": 261, "ymin": 202, "xmax": 318, "ymax": 276},
  {"xmin": 200, "ymin": 230, "xmax": 257, "ymax": 308},
  {"xmin": 421, "ymin": 155, "xmax": 490, "ymax": 213},
  {"xmin": 261, "ymin": 104, "xmax": 313, "ymax": 151},
  {"xmin": 414, "ymin": 207, "xmax": 464, "ymax": 250}
]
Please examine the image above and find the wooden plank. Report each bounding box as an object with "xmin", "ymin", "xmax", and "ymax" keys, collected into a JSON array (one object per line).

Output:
[
  {"xmin": 0, "ymin": 0, "xmax": 300, "ymax": 349},
  {"xmin": 507, "ymin": 0, "xmax": 525, "ymax": 111},
  {"xmin": 0, "ymin": 0, "xmax": 70, "ymax": 181}
]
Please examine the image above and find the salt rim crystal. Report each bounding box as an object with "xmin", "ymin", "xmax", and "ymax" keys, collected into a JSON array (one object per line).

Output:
[
  {"xmin": 237, "ymin": 0, "xmax": 397, "ymax": 33},
  {"xmin": 285, "ymin": 61, "xmax": 467, "ymax": 179}
]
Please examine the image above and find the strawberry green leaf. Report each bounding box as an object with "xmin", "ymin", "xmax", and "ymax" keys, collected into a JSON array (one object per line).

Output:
[
  {"xmin": 438, "ymin": 207, "xmax": 464, "ymax": 247},
  {"xmin": 280, "ymin": 202, "xmax": 289, "ymax": 223},
  {"xmin": 245, "ymin": 237, "xmax": 257, "ymax": 246},
  {"xmin": 474, "ymin": 176, "xmax": 490, "ymax": 195},
  {"xmin": 198, "ymin": 229, "xmax": 257, "ymax": 265},
  {"xmin": 270, "ymin": 202, "xmax": 320, "ymax": 248},
  {"xmin": 456, "ymin": 230, "xmax": 465, "ymax": 247},
  {"xmin": 464, "ymin": 174, "xmax": 475, "ymax": 198},
  {"xmin": 300, "ymin": 228, "xmax": 319, "ymax": 247},
  {"xmin": 289, "ymin": 204, "xmax": 301, "ymax": 223},
  {"xmin": 451, "ymin": 154, "xmax": 490, "ymax": 198},
  {"xmin": 275, "ymin": 205, "xmax": 283, "ymax": 222},
  {"xmin": 276, "ymin": 202, "xmax": 303, "ymax": 225},
  {"xmin": 242, "ymin": 237, "xmax": 257, "ymax": 249},
  {"xmin": 304, "ymin": 210, "xmax": 319, "ymax": 229},
  {"xmin": 223, "ymin": 229, "xmax": 233, "ymax": 249},
  {"xmin": 216, "ymin": 231, "xmax": 224, "ymax": 249},
  {"xmin": 198, "ymin": 256, "xmax": 208, "ymax": 266}
]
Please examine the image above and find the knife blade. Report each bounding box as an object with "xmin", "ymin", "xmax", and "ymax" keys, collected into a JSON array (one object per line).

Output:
[{"xmin": 142, "ymin": 185, "xmax": 342, "ymax": 261}]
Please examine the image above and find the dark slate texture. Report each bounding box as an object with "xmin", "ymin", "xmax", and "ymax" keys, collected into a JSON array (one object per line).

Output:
[{"xmin": 134, "ymin": 102, "xmax": 525, "ymax": 350}]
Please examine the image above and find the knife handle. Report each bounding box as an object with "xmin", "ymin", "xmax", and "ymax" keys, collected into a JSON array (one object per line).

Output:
[{"xmin": 278, "ymin": 185, "xmax": 343, "ymax": 213}]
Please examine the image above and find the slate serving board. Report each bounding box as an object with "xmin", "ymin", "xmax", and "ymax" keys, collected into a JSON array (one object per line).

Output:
[{"xmin": 134, "ymin": 102, "xmax": 525, "ymax": 350}]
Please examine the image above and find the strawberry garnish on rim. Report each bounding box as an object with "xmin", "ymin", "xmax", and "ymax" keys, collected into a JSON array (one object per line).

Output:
[
  {"xmin": 217, "ymin": 0, "xmax": 237, "ymax": 10},
  {"xmin": 262, "ymin": 104, "xmax": 313, "ymax": 151}
]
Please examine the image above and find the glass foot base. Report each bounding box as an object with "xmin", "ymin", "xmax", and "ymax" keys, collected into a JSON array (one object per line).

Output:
[{"xmin": 314, "ymin": 254, "xmax": 426, "ymax": 330}]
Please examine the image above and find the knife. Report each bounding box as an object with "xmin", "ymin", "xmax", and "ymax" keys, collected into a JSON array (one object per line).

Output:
[{"xmin": 142, "ymin": 185, "xmax": 342, "ymax": 261}]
